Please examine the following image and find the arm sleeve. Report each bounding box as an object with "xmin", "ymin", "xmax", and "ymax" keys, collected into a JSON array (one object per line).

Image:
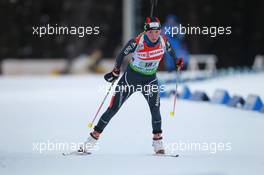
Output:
[
  {"xmin": 165, "ymin": 37, "xmax": 180, "ymax": 69},
  {"xmin": 114, "ymin": 39, "xmax": 137, "ymax": 69},
  {"xmin": 163, "ymin": 35, "xmax": 181, "ymax": 71},
  {"xmin": 165, "ymin": 38, "xmax": 177, "ymax": 59}
]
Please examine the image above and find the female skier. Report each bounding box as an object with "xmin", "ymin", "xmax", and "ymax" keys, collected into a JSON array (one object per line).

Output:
[{"xmin": 81, "ymin": 17, "xmax": 183, "ymax": 154}]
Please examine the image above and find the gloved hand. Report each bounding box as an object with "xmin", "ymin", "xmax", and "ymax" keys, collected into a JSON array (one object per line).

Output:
[
  {"xmin": 176, "ymin": 58, "xmax": 184, "ymax": 70},
  {"xmin": 104, "ymin": 68, "xmax": 120, "ymax": 82}
]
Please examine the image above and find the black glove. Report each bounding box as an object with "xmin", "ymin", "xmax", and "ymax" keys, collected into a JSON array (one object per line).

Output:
[
  {"xmin": 104, "ymin": 68, "xmax": 120, "ymax": 82},
  {"xmin": 176, "ymin": 58, "xmax": 184, "ymax": 70}
]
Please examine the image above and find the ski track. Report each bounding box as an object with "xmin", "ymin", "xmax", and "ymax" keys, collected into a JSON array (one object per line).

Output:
[{"xmin": 0, "ymin": 73, "xmax": 264, "ymax": 175}]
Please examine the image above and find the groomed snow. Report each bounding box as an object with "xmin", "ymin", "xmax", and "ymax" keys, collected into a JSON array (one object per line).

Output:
[{"xmin": 0, "ymin": 73, "xmax": 264, "ymax": 175}]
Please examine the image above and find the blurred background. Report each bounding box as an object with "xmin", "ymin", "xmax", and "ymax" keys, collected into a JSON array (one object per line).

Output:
[{"xmin": 0, "ymin": 0, "xmax": 264, "ymax": 75}]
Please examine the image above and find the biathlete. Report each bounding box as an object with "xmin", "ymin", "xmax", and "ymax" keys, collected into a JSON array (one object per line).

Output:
[{"xmin": 81, "ymin": 17, "xmax": 183, "ymax": 154}]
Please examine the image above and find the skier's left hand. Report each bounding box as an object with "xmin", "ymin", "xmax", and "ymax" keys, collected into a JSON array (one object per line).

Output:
[{"xmin": 176, "ymin": 58, "xmax": 184, "ymax": 70}]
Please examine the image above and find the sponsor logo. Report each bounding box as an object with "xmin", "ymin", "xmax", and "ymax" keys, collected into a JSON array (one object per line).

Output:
[{"xmin": 137, "ymin": 49, "xmax": 164, "ymax": 59}]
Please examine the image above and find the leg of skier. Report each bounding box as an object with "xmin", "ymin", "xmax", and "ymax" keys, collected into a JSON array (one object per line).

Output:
[
  {"xmin": 81, "ymin": 71, "xmax": 136, "ymax": 153},
  {"xmin": 141, "ymin": 78, "xmax": 165, "ymax": 154}
]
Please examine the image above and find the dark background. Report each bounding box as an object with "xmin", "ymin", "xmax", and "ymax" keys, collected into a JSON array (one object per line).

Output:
[{"xmin": 0, "ymin": 0, "xmax": 263, "ymax": 69}]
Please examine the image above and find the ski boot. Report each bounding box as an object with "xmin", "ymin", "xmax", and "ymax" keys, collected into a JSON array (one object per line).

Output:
[{"xmin": 152, "ymin": 137, "xmax": 165, "ymax": 154}]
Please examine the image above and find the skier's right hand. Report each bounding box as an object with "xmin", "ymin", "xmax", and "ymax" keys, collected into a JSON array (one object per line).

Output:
[
  {"xmin": 176, "ymin": 58, "xmax": 184, "ymax": 70},
  {"xmin": 104, "ymin": 68, "xmax": 120, "ymax": 82}
]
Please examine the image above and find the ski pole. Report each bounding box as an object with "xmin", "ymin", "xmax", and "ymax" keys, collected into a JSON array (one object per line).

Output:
[
  {"xmin": 170, "ymin": 67, "xmax": 181, "ymax": 117},
  {"xmin": 150, "ymin": 0, "xmax": 158, "ymax": 17},
  {"xmin": 87, "ymin": 80, "xmax": 116, "ymax": 128}
]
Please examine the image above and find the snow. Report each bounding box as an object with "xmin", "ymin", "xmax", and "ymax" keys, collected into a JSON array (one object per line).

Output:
[{"xmin": 0, "ymin": 73, "xmax": 264, "ymax": 175}]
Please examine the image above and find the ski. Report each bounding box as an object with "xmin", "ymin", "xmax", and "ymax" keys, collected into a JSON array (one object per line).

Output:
[
  {"xmin": 62, "ymin": 151, "xmax": 178, "ymax": 157},
  {"xmin": 62, "ymin": 151, "xmax": 91, "ymax": 156},
  {"xmin": 151, "ymin": 153, "xmax": 179, "ymax": 158}
]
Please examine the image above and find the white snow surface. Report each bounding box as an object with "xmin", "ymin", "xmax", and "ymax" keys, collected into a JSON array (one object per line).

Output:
[{"xmin": 0, "ymin": 72, "xmax": 264, "ymax": 175}]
